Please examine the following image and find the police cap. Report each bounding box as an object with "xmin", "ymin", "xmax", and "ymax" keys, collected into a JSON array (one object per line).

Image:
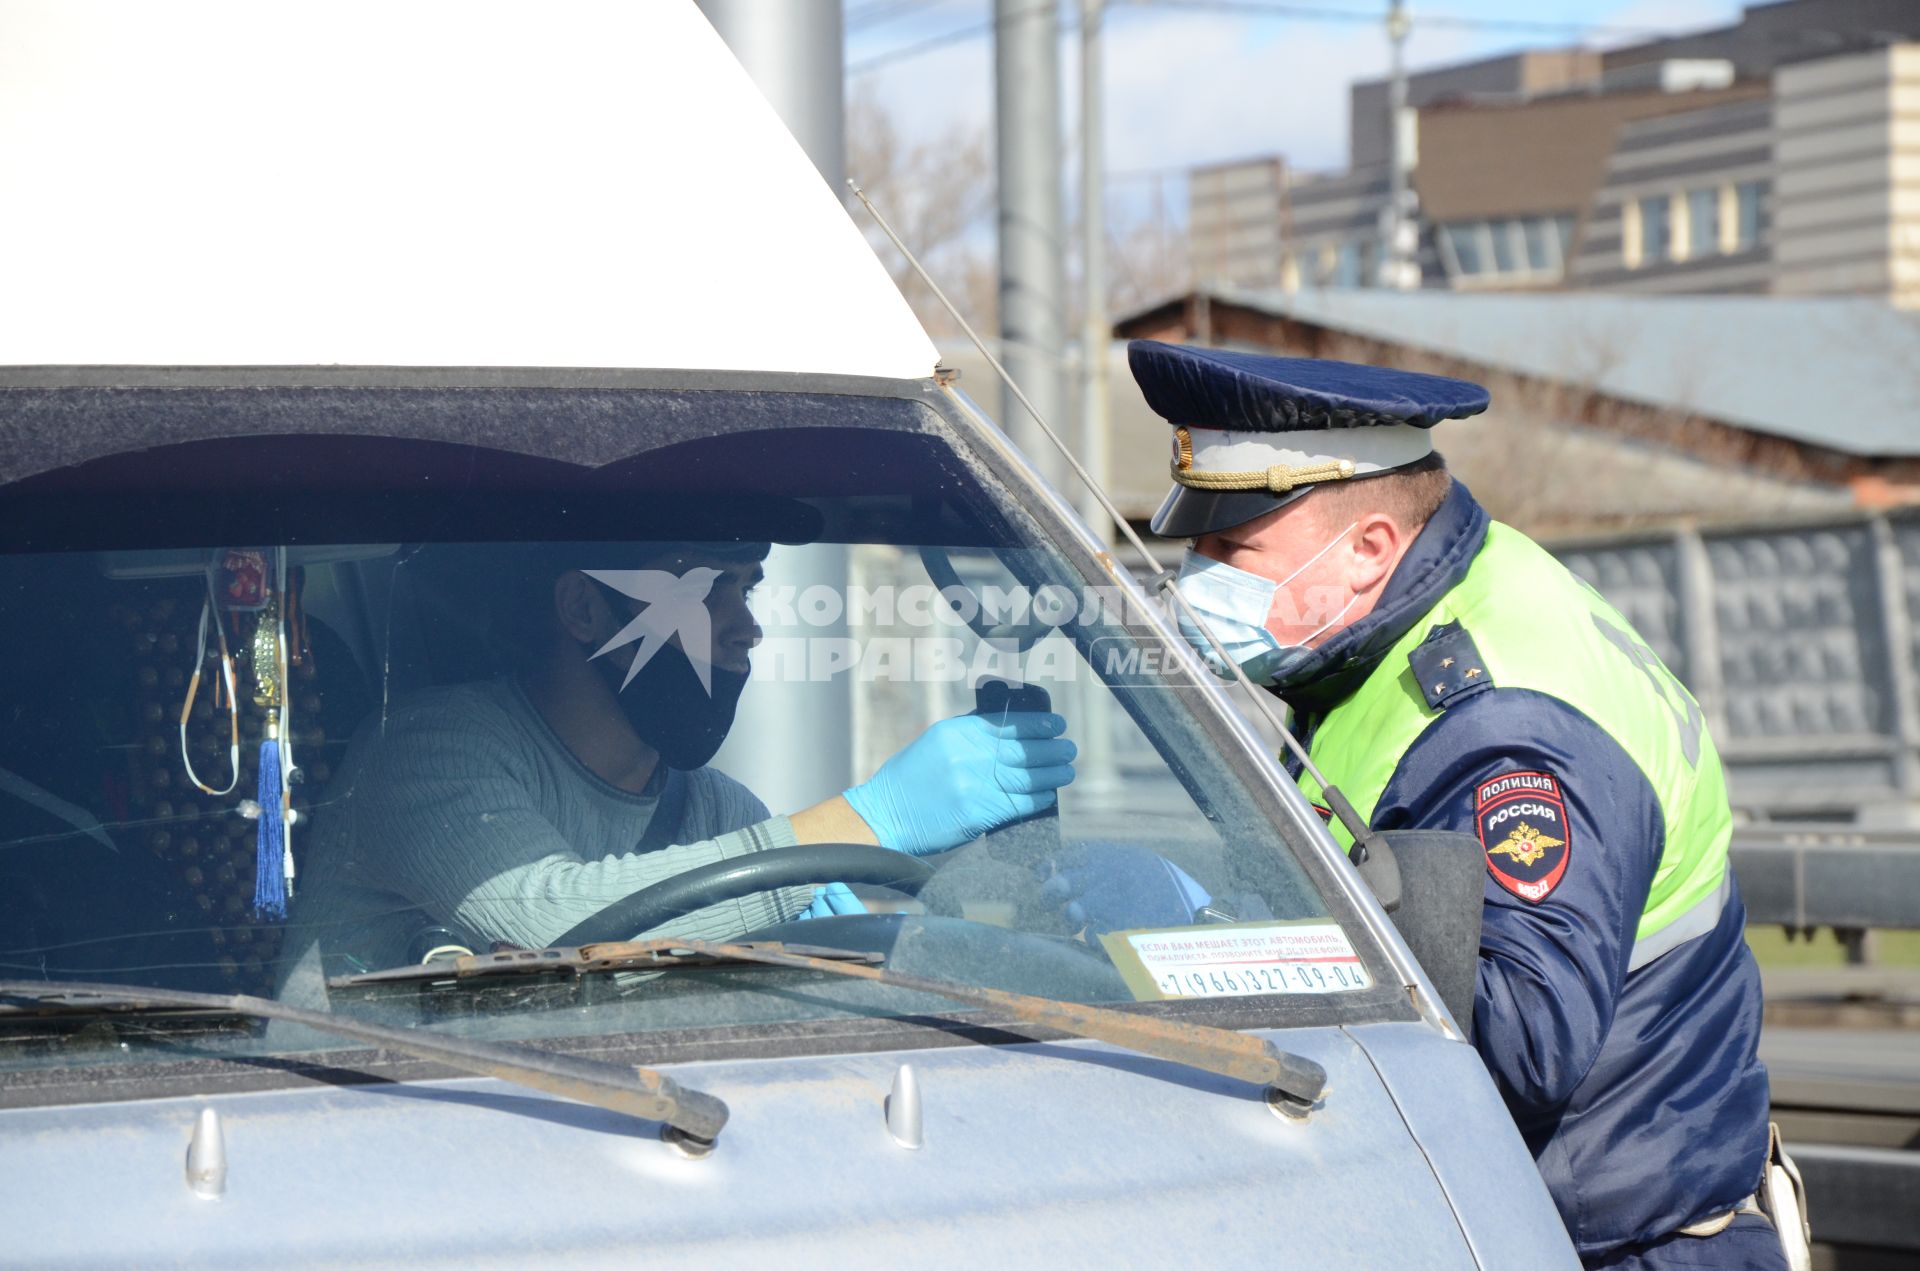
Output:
[{"xmin": 1129, "ymin": 340, "xmax": 1489, "ymax": 538}]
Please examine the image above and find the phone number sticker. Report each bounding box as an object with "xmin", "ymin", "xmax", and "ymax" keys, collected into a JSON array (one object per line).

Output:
[{"xmin": 1099, "ymin": 921, "xmax": 1371, "ymax": 1001}]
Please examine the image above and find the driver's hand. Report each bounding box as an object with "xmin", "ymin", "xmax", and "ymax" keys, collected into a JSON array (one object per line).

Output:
[
  {"xmin": 842, "ymin": 712, "xmax": 1076, "ymax": 856},
  {"xmin": 798, "ymin": 881, "xmax": 867, "ymax": 920}
]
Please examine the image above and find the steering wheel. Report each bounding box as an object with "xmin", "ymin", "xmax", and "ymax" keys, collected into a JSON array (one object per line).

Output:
[
  {"xmin": 551, "ymin": 843, "xmax": 935, "ymax": 947},
  {"xmin": 917, "ymin": 545, "xmax": 1058, "ymax": 652}
]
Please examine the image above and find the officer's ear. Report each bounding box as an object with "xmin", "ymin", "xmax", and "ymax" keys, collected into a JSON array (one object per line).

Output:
[
  {"xmin": 553, "ymin": 571, "xmax": 613, "ymax": 647},
  {"xmin": 1346, "ymin": 512, "xmax": 1405, "ymax": 596}
]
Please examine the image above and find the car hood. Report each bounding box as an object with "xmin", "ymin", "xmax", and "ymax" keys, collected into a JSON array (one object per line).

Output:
[{"xmin": 0, "ymin": 1022, "xmax": 1573, "ymax": 1268}]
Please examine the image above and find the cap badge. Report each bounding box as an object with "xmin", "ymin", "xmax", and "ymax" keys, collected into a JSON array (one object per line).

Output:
[{"xmin": 1172, "ymin": 427, "xmax": 1194, "ymax": 472}]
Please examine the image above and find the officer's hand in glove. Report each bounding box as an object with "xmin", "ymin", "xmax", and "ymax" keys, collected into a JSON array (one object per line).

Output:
[
  {"xmin": 1037, "ymin": 842, "xmax": 1275, "ymax": 936},
  {"xmin": 1038, "ymin": 842, "xmax": 1210, "ymax": 935},
  {"xmin": 843, "ymin": 712, "xmax": 1075, "ymax": 856}
]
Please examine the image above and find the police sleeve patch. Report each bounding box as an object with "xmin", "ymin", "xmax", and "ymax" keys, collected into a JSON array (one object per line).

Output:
[{"xmin": 1475, "ymin": 771, "xmax": 1572, "ymax": 903}]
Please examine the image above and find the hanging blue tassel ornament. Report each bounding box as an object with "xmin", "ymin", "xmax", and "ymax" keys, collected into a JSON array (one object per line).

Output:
[
  {"xmin": 248, "ymin": 577, "xmax": 293, "ymax": 923},
  {"xmin": 253, "ymin": 720, "xmax": 288, "ymax": 920}
]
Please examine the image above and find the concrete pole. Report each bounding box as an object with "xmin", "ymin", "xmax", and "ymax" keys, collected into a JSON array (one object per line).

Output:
[
  {"xmin": 1078, "ymin": 0, "xmax": 1111, "ymax": 543},
  {"xmin": 1073, "ymin": 0, "xmax": 1118, "ymax": 799},
  {"xmin": 1380, "ymin": 0, "xmax": 1415, "ymax": 289},
  {"xmin": 995, "ymin": 0, "xmax": 1068, "ymax": 488},
  {"xmin": 696, "ymin": 0, "xmax": 856, "ymax": 812}
]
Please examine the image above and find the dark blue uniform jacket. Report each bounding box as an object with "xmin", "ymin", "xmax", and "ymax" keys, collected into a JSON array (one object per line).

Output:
[{"xmin": 1281, "ymin": 483, "xmax": 1772, "ymax": 1260}]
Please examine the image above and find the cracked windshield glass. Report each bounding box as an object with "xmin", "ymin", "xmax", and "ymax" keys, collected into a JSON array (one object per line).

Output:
[{"xmin": 0, "ymin": 404, "xmax": 1372, "ymax": 1068}]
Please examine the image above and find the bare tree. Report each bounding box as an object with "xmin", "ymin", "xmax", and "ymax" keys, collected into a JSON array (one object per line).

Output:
[
  {"xmin": 845, "ymin": 89, "xmax": 997, "ymax": 337},
  {"xmin": 845, "ymin": 94, "xmax": 1193, "ymax": 343},
  {"xmin": 1105, "ymin": 208, "xmax": 1190, "ymax": 318}
]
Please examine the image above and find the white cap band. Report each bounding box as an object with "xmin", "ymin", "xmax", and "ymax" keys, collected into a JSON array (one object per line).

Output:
[{"xmin": 1176, "ymin": 423, "xmax": 1434, "ymax": 480}]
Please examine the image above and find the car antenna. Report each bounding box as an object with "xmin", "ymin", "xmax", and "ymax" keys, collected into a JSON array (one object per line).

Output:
[{"xmin": 847, "ymin": 180, "xmax": 1400, "ymax": 914}]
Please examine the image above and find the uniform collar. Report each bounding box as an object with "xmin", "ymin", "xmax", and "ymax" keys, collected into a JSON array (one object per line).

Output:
[{"xmin": 1271, "ymin": 480, "xmax": 1490, "ymax": 715}]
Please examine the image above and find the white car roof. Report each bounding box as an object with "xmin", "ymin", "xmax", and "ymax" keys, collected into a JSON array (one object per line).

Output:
[{"xmin": 0, "ymin": 0, "xmax": 939, "ymax": 378}]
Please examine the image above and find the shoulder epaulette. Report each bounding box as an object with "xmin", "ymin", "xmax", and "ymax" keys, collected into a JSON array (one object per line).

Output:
[{"xmin": 1409, "ymin": 621, "xmax": 1494, "ymax": 711}]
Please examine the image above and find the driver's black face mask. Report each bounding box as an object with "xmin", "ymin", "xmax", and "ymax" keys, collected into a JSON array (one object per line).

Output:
[{"xmin": 588, "ymin": 582, "xmax": 748, "ymax": 772}]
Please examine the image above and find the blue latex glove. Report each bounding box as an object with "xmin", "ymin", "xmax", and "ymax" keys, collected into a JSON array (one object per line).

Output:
[
  {"xmin": 1037, "ymin": 842, "xmax": 1216, "ymax": 936},
  {"xmin": 797, "ymin": 882, "xmax": 866, "ymax": 920},
  {"xmin": 843, "ymin": 712, "xmax": 1076, "ymax": 856}
]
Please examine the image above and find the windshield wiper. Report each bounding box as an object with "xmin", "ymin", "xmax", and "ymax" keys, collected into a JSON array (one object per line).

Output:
[
  {"xmin": 329, "ymin": 940, "xmax": 881, "ymax": 988},
  {"xmin": 0, "ymin": 979, "xmax": 729, "ymax": 1151},
  {"xmin": 338, "ymin": 939, "xmax": 1328, "ymax": 1113}
]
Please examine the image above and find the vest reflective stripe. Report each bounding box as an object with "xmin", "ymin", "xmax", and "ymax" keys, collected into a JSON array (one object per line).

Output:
[
  {"xmin": 1627, "ymin": 869, "xmax": 1730, "ymax": 972},
  {"xmin": 1298, "ymin": 522, "xmax": 1735, "ymax": 958}
]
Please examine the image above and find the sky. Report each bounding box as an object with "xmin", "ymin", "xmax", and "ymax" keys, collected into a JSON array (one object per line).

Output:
[{"xmin": 845, "ymin": 0, "xmax": 1748, "ymax": 198}]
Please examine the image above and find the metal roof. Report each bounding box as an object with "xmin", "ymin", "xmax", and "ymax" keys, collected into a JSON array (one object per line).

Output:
[
  {"xmin": 939, "ymin": 343, "xmax": 1855, "ymax": 534},
  {"xmin": 1197, "ymin": 288, "xmax": 1920, "ymax": 458},
  {"xmin": 0, "ymin": 0, "xmax": 939, "ymax": 378}
]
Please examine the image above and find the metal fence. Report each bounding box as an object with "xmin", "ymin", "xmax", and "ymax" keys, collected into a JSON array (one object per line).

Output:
[
  {"xmin": 1552, "ymin": 508, "xmax": 1920, "ymax": 823},
  {"xmin": 1731, "ymin": 826, "xmax": 1920, "ymax": 932}
]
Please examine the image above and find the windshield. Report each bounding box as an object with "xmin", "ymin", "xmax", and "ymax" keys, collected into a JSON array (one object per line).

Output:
[{"xmin": 0, "ymin": 378, "xmax": 1401, "ymax": 1077}]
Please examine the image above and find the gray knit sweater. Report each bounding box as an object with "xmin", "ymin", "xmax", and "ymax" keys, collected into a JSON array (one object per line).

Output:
[{"xmin": 278, "ymin": 678, "xmax": 809, "ymax": 992}]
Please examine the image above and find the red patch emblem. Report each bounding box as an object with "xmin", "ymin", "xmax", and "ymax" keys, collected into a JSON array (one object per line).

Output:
[{"xmin": 1475, "ymin": 771, "xmax": 1571, "ymax": 903}]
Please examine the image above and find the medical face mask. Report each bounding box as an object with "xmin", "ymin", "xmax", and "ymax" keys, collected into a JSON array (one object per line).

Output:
[
  {"xmin": 1173, "ymin": 522, "xmax": 1361, "ymax": 687},
  {"xmin": 594, "ymin": 641, "xmax": 748, "ymax": 771},
  {"xmin": 589, "ymin": 579, "xmax": 750, "ymax": 771}
]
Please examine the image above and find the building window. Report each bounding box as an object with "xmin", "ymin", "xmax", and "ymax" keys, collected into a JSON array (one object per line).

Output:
[
  {"xmin": 1442, "ymin": 223, "xmax": 1485, "ymax": 276},
  {"xmin": 1522, "ymin": 218, "xmax": 1555, "ymax": 271},
  {"xmin": 1685, "ymin": 187, "xmax": 1720, "ymax": 260},
  {"xmin": 1638, "ymin": 195, "xmax": 1672, "ymax": 263},
  {"xmin": 1439, "ymin": 214, "xmax": 1571, "ymax": 284},
  {"xmin": 1489, "ymin": 219, "xmax": 1522, "ymax": 273},
  {"xmin": 1319, "ymin": 239, "xmax": 1374, "ymax": 288},
  {"xmin": 1332, "ymin": 240, "xmax": 1365, "ymax": 287},
  {"xmin": 1733, "ymin": 181, "xmax": 1763, "ymax": 250}
]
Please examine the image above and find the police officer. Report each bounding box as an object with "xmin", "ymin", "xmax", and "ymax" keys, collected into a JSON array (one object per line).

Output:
[{"xmin": 1132, "ymin": 340, "xmax": 1801, "ymax": 1271}]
